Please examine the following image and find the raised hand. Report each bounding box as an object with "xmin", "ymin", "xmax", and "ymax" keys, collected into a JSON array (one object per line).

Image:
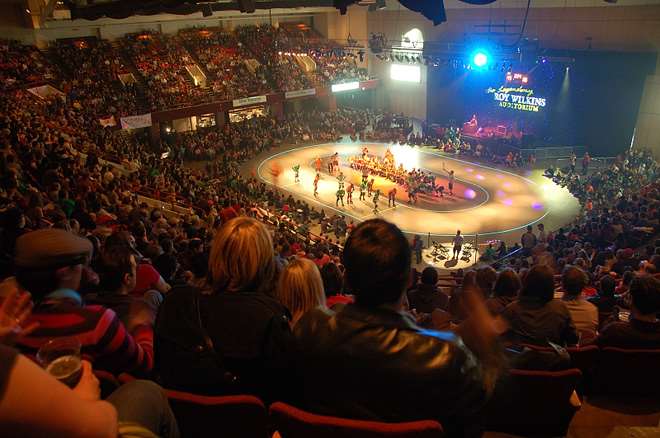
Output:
[{"xmin": 0, "ymin": 284, "xmax": 40, "ymax": 345}]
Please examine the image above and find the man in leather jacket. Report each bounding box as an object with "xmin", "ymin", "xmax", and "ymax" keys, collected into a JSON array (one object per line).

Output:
[{"xmin": 294, "ymin": 219, "xmax": 499, "ymax": 437}]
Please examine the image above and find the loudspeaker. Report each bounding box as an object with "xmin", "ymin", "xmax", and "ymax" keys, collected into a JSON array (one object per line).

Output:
[
  {"xmin": 201, "ymin": 4, "xmax": 212, "ymax": 17},
  {"xmin": 237, "ymin": 0, "xmax": 256, "ymax": 13}
]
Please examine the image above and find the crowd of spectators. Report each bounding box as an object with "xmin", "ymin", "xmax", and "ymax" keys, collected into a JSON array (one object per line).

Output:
[
  {"xmin": 179, "ymin": 28, "xmax": 270, "ymax": 101},
  {"xmin": 52, "ymin": 40, "xmax": 145, "ymax": 119},
  {"xmin": 0, "ymin": 40, "xmax": 59, "ymax": 90},
  {"xmin": 233, "ymin": 25, "xmax": 314, "ymax": 92},
  {"xmin": 1, "ymin": 34, "xmax": 659, "ymax": 438},
  {"xmin": 121, "ymin": 32, "xmax": 209, "ymax": 110}
]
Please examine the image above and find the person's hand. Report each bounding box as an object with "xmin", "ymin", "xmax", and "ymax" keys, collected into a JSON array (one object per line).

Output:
[
  {"xmin": 0, "ymin": 284, "xmax": 39, "ymax": 345},
  {"xmin": 72, "ymin": 360, "xmax": 101, "ymax": 402},
  {"xmin": 456, "ymin": 288, "xmax": 508, "ymax": 393}
]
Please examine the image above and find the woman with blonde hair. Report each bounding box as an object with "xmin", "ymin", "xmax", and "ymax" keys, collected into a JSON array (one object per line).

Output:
[
  {"xmin": 156, "ymin": 217, "xmax": 293, "ymax": 401},
  {"xmin": 277, "ymin": 258, "xmax": 326, "ymax": 326}
]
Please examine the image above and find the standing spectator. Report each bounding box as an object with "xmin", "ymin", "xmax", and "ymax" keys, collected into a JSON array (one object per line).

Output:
[
  {"xmin": 537, "ymin": 223, "xmax": 547, "ymax": 244},
  {"xmin": 412, "ymin": 235, "xmax": 424, "ymax": 265},
  {"xmin": 521, "ymin": 225, "xmax": 537, "ymax": 257},
  {"xmin": 452, "ymin": 230, "xmax": 464, "ymax": 260}
]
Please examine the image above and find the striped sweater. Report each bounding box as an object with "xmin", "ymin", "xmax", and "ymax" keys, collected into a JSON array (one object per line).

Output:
[{"xmin": 18, "ymin": 298, "xmax": 154, "ymax": 377}]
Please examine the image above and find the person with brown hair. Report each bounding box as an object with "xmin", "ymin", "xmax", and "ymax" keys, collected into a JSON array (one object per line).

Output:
[
  {"xmin": 485, "ymin": 268, "xmax": 521, "ymax": 315},
  {"xmin": 502, "ymin": 264, "xmax": 579, "ymax": 346}
]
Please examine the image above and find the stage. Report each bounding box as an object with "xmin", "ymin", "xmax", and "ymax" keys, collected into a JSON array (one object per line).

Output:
[{"xmin": 243, "ymin": 139, "xmax": 580, "ymax": 248}]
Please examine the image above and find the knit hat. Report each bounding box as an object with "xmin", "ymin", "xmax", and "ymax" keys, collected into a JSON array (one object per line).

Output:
[{"xmin": 15, "ymin": 229, "xmax": 92, "ymax": 269}]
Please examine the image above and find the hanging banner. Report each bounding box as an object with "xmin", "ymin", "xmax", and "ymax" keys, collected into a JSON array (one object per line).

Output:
[
  {"xmin": 232, "ymin": 95, "xmax": 267, "ymax": 108},
  {"xmin": 99, "ymin": 115, "xmax": 117, "ymax": 128},
  {"xmin": 120, "ymin": 113, "xmax": 152, "ymax": 130},
  {"xmin": 285, "ymin": 88, "xmax": 316, "ymax": 99}
]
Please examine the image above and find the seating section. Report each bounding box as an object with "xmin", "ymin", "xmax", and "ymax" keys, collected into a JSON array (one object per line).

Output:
[
  {"xmin": 0, "ymin": 40, "xmax": 59, "ymax": 90},
  {"xmin": 178, "ymin": 28, "xmax": 269, "ymax": 102},
  {"xmin": 121, "ymin": 31, "xmax": 214, "ymax": 110},
  {"xmin": 51, "ymin": 39, "xmax": 145, "ymax": 118}
]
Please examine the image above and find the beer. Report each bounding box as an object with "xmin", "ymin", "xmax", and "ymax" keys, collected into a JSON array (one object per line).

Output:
[
  {"xmin": 37, "ymin": 337, "xmax": 82, "ymax": 388},
  {"xmin": 45, "ymin": 355, "xmax": 83, "ymax": 388}
]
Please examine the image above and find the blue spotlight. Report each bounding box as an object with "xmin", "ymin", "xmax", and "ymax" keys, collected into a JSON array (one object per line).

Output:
[{"xmin": 471, "ymin": 50, "xmax": 489, "ymax": 69}]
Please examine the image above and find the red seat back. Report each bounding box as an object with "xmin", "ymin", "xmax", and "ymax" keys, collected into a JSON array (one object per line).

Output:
[
  {"xmin": 270, "ymin": 402, "xmax": 443, "ymax": 438},
  {"xmin": 480, "ymin": 368, "xmax": 582, "ymax": 437},
  {"xmin": 592, "ymin": 347, "xmax": 660, "ymax": 396},
  {"xmin": 166, "ymin": 390, "xmax": 267, "ymax": 438}
]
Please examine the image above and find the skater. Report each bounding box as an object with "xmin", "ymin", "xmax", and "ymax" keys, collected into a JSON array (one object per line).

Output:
[
  {"xmin": 337, "ymin": 171, "xmax": 346, "ymax": 190},
  {"xmin": 359, "ymin": 180, "xmax": 367, "ymax": 201},
  {"xmin": 315, "ymin": 156, "xmax": 322, "ymax": 173},
  {"xmin": 361, "ymin": 166, "xmax": 369, "ymax": 185},
  {"xmin": 292, "ymin": 164, "xmax": 300, "ymax": 183},
  {"xmin": 332, "ymin": 152, "xmax": 339, "ymax": 174},
  {"xmin": 346, "ymin": 182, "xmax": 354, "ymax": 205},
  {"xmin": 367, "ymin": 178, "xmax": 375, "ymax": 197},
  {"xmin": 313, "ymin": 172, "xmax": 320, "ymax": 197},
  {"xmin": 437, "ymin": 185, "xmax": 444, "ymax": 198},
  {"xmin": 442, "ymin": 163, "xmax": 455, "ymax": 196},
  {"xmin": 372, "ymin": 189, "xmax": 381, "ymax": 214},
  {"xmin": 388, "ymin": 186, "xmax": 397, "ymax": 207},
  {"xmin": 327, "ymin": 158, "xmax": 333, "ymax": 174},
  {"xmin": 452, "ymin": 230, "xmax": 464, "ymax": 260},
  {"xmin": 336, "ymin": 187, "xmax": 345, "ymax": 207}
]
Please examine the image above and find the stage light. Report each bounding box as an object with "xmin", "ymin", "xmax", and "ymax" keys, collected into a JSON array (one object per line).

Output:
[{"xmin": 471, "ymin": 50, "xmax": 489, "ymax": 68}]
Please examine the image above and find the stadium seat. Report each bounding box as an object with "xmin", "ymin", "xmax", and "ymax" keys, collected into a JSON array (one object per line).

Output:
[
  {"xmin": 165, "ymin": 390, "xmax": 267, "ymax": 438},
  {"xmin": 269, "ymin": 402, "xmax": 444, "ymax": 438},
  {"xmin": 521, "ymin": 344, "xmax": 599, "ymax": 377},
  {"xmin": 479, "ymin": 368, "xmax": 582, "ymax": 437},
  {"xmin": 591, "ymin": 347, "xmax": 660, "ymax": 396}
]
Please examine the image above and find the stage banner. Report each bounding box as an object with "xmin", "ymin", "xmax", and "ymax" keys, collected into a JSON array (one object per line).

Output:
[
  {"xmin": 232, "ymin": 95, "xmax": 267, "ymax": 108},
  {"xmin": 285, "ymin": 88, "xmax": 316, "ymax": 99},
  {"xmin": 120, "ymin": 113, "xmax": 152, "ymax": 130},
  {"xmin": 99, "ymin": 115, "xmax": 117, "ymax": 127}
]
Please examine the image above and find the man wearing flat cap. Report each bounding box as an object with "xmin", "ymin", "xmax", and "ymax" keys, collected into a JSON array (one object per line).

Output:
[{"xmin": 13, "ymin": 229, "xmax": 154, "ymax": 376}]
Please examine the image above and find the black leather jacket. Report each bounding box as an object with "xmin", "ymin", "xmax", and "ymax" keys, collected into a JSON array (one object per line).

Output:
[{"xmin": 293, "ymin": 304, "xmax": 487, "ymax": 436}]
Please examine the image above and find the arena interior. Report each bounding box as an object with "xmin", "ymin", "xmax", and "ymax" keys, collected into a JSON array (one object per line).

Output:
[{"xmin": 0, "ymin": 0, "xmax": 659, "ymax": 437}]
